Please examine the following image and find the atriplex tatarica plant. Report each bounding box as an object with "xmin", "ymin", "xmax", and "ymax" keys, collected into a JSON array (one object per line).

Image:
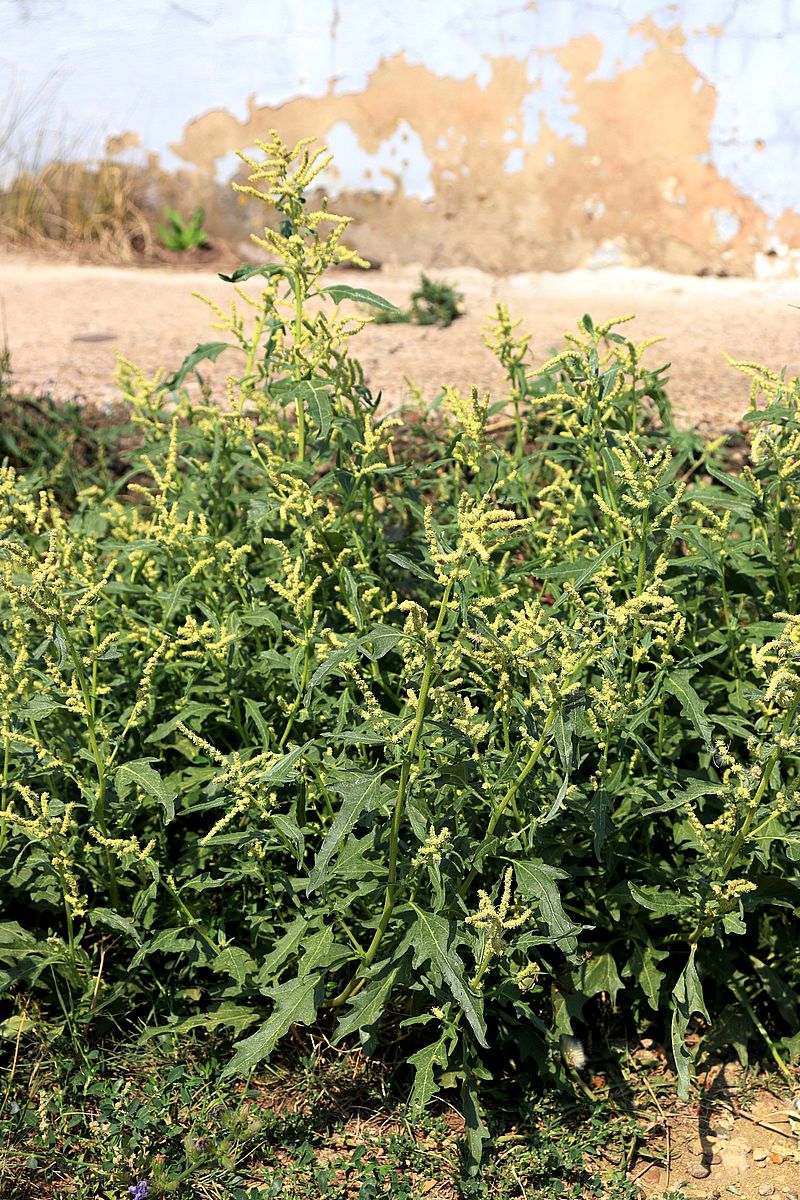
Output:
[{"xmin": 1, "ymin": 132, "xmax": 799, "ymax": 1165}]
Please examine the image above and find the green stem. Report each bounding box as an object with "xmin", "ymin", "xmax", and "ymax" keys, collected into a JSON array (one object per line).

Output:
[
  {"xmin": 330, "ymin": 578, "xmax": 453, "ymax": 1008},
  {"xmin": 513, "ymin": 391, "xmax": 523, "ymax": 465},
  {"xmin": 63, "ymin": 627, "xmax": 120, "ymax": 910},
  {"xmin": 0, "ymin": 733, "xmax": 9, "ymax": 854},
  {"xmin": 55, "ymin": 866, "xmax": 76, "ymax": 962},
  {"xmin": 720, "ymin": 563, "xmax": 742, "ymax": 680},
  {"xmin": 279, "ymin": 601, "xmax": 314, "ymax": 749},
  {"xmin": 656, "ymin": 698, "xmax": 665, "ymax": 790},
  {"xmin": 294, "ymin": 275, "xmax": 307, "ymax": 463},
  {"xmin": 458, "ymin": 704, "xmax": 558, "ymax": 901},
  {"xmin": 163, "ymin": 878, "xmax": 221, "ymax": 958},
  {"xmin": 628, "ymin": 507, "xmax": 650, "ymax": 691}
]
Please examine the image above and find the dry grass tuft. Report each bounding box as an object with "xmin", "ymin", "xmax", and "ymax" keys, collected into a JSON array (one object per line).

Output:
[{"xmin": 0, "ymin": 158, "xmax": 153, "ymax": 260}]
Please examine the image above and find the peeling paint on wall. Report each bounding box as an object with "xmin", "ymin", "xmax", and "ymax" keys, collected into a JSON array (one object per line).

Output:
[{"xmin": 2, "ymin": 1, "xmax": 800, "ymax": 274}]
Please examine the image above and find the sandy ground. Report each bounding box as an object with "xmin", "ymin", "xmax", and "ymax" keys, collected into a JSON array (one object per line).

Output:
[{"xmin": 1, "ymin": 249, "xmax": 799, "ymax": 430}]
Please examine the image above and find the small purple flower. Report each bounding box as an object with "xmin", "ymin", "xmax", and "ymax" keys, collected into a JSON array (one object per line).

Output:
[{"xmin": 129, "ymin": 1182, "xmax": 151, "ymax": 1200}]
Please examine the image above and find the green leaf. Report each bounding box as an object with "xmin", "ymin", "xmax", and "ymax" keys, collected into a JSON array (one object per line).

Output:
[
  {"xmin": 581, "ymin": 952, "xmax": 624, "ymax": 1006},
  {"xmin": 212, "ymin": 946, "xmax": 256, "ymax": 987},
  {"xmin": 271, "ymin": 811, "xmax": 305, "ymax": 862},
  {"xmin": 333, "ymin": 959, "xmax": 402, "ymax": 1046},
  {"xmin": 629, "ymin": 882, "xmax": 691, "ymax": 917},
  {"xmin": 298, "ymin": 380, "xmax": 333, "ymax": 440},
  {"xmin": 242, "ymin": 697, "xmax": 271, "ymax": 746},
  {"xmin": 18, "ymin": 696, "xmax": 60, "ymax": 721},
  {"xmin": 89, "ymin": 908, "xmax": 141, "ymax": 947},
  {"xmin": 403, "ymin": 910, "xmax": 487, "ymax": 1046},
  {"xmin": 359, "ymin": 624, "xmax": 402, "ymax": 661},
  {"xmin": 553, "ymin": 704, "xmax": 576, "ymax": 773},
  {"xmin": 222, "ymin": 973, "xmax": 325, "ymax": 1077},
  {"xmin": 130, "ymin": 928, "xmax": 195, "ymax": 968},
  {"xmin": 140, "ymin": 1003, "xmax": 260, "ymax": 1042},
  {"xmin": 218, "ymin": 262, "xmax": 287, "ymax": 283},
  {"xmin": 408, "ymin": 1035, "xmax": 451, "ymax": 1112},
  {"xmin": 544, "ymin": 542, "xmax": 623, "ymax": 589},
  {"xmin": 161, "ymin": 341, "xmax": 233, "ymax": 390},
  {"xmin": 515, "ymin": 860, "xmax": 581, "ymax": 954},
  {"xmin": 146, "ymin": 702, "xmax": 217, "ymax": 744},
  {"xmin": 590, "ymin": 788, "xmax": 612, "ymax": 860},
  {"xmin": 701, "ymin": 1001, "xmax": 751, "ymax": 1067},
  {"xmin": 340, "ymin": 568, "xmax": 365, "ymax": 630},
  {"xmin": 259, "ymin": 742, "xmax": 309, "ymax": 786},
  {"xmin": 320, "ymin": 284, "xmax": 402, "ymax": 315},
  {"xmin": 0, "ymin": 922, "xmax": 36, "ymax": 948},
  {"xmin": 115, "ymin": 759, "xmax": 176, "ymax": 823},
  {"xmin": 386, "ymin": 551, "xmax": 436, "ymax": 582},
  {"xmin": 749, "ymin": 955, "xmax": 799, "ymax": 1025},
  {"xmin": 671, "ymin": 948, "xmax": 709, "ymax": 1097},
  {"xmin": 462, "ymin": 1072, "xmax": 489, "ymax": 1173},
  {"xmin": 664, "ymin": 670, "xmax": 713, "ymax": 748},
  {"xmin": 628, "ymin": 944, "xmax": 668, "ymax": 1010},
  {"xmin": 307, "ymin": 774, "xmax": 384, "ymax": 894},
  {"xmin": 255, "ymin": 916, "xmax": 309, "ymax": 987},
  {"xmin": 298, "ymin": 926, "xmax": 347, "ymax": 974},
  {"xmin": 307, "ymin": 644, "xmax": 354, "ymax": 695}
]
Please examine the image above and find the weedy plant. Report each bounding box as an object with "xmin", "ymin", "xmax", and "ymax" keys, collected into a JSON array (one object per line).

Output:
[
  {"xmin": 374, "ymin": 272, "xmax": 464, "ymax": 327},
  {"xmin": 1, "ymin": 131, "xmax": 800, "ymax": 1184},
  {"xmin": 157, "ymin": 206, "xmax": 211, "ymax": 253}
]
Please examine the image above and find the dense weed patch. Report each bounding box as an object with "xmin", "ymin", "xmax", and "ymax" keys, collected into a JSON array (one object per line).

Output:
[{"xmin": 1, "ymin": 135, "xmax": 799, "ymax": 1181}]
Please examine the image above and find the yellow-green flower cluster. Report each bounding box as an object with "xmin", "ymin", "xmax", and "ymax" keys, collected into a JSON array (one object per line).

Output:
[
  {"xmin": 1, "ymin": 785, "xmax": 87, "ymax": 917},
  {"xmin": 425, "ymin": 494, "xmax": 531, "ymax": 586},
  {"xmin": 412, "ymin": 824, "xmax": 452, "ymax": 870},
  {"xmin": 442, "ymin": 386, "xmax": 490, "ymax": 471},
  {"xmin": 466, "ymin": 866, "xmax": 530, "ymax": 966},
  {"xmin": 177, "ymin": 723, "xmax": 279, "ymax": 846},
  {"xmin": 752, "ymin": 611, "xmax": 800, "ymax": 708}
]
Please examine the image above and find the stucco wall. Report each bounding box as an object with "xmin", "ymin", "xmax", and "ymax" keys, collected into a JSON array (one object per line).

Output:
[{"xmin": 2, "ymin": 0, "xmax": 799, "ymax": 275}]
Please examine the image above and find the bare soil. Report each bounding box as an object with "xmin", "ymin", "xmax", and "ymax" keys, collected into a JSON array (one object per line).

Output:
[
  {"xmin": 1, "ymin": 248, "xmax": 799, "ymax": 429},
  {"xmin": 625, "ymin": 1054, "xmax": 800, "ymax": 1200},
  {"xmin": 247, "ymin": 1049, "xmax": 800, "ymax": 1199}
]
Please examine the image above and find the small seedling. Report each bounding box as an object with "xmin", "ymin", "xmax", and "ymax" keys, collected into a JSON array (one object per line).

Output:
[
  {"xmin": 376, "ymin": 271, "xmax": 464, "ymax": 326},
  {"xmin": 157, "ymin": 205, "xmax": 210, "ymax": 251}
]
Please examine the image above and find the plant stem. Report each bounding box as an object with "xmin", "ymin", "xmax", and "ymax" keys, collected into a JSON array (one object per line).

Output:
[
  {"xmin": 458, "ymin": 704, "xmax": 558, "ymax": 900},
  {"xmin": 294, "ymin": 275, "xmax": 307, "ymax": 463},
  {"xmin": 330, "ymin": 578, "xmax": 453, "ymax": 1007},
  {"xmin": 163, "ymin": 877, "xmax": 221, "ymax": 958},
  {"xmin": 63, "ymin": 627, "xmax": 120, "ymax": 910}
]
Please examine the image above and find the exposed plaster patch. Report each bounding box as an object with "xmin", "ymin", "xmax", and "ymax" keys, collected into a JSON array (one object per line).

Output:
[
  {"xmin": 754, "ymin": 237, "xmax": 800, "ymax": 280},
  {"xmin": 521, "ymin": 52, "xmax": 587, "ymax": 145},
  {"xmin": 504, "ymin": 147, "xmax": 525, "ymax": 174},
  {"xmin": 319, "ymin": 119, "xmax": 435, "ymax": 202},
  {"xmin": 214, "ymin": 146, "xmax": 259, "ymax": 183},
  {"xmin": 584, "ymin": 239, "xmax": 629, "ymax": 269},
  {"xmin": 661, "ymin": 177, "xmax": 688, "ymax": 207},
  {"xmin": 711, "ymin": 207, "xmax": 741, "ymax": 242}
]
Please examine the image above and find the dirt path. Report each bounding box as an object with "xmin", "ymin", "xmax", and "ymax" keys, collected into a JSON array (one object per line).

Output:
[{"xmin": 1, "ymin": 249, "xmax": 799, "ymax": 429}]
